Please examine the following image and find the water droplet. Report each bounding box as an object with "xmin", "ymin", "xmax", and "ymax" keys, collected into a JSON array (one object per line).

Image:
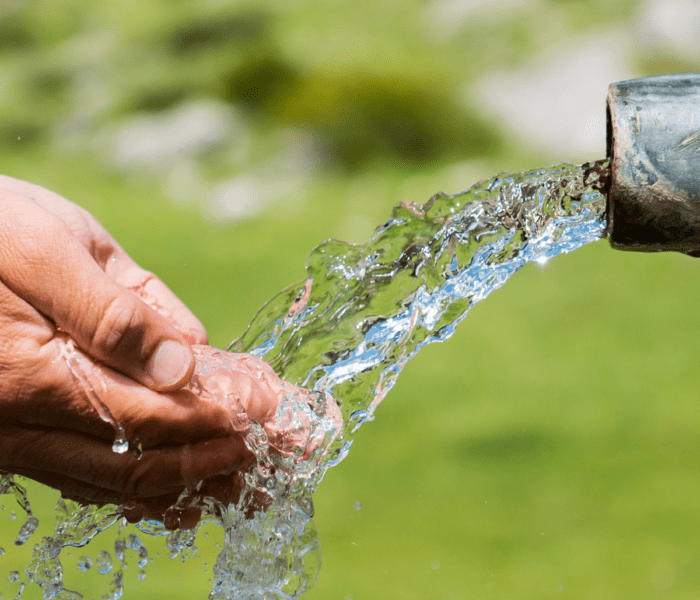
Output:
[
  {"xmin": 105, "ymin": 569, "xmax": 123, "ymax": 599},
  {"xmin": 354, "ymin": 501, "xmax": 362, "ymax": 511},
  {"xmin": 10, "ymin": 511, "xmax": 16, "ymax": 520},
  {"xmin": 8, "ymin": 571, "xmax": 19, "ymax": 582},
  {"xmin": 132, "ymin": 439, "xmax": 143, "ymax": 460},
  {"xmin": 114, "ymin": 537, "xmax": 126, "ymax": 562},
  {"xmin": 127, "ymin": 533, "xmax": 149, "ymax": 568},
  {"xmin": 96, "ymin": 550, "xmax": 113, "ymax": 575},
  {"xmin": 112, "ymin": 438, "xmax": 129, "ymax": 454},
  {"xmin": 431, "ymin": 560, "xmax": 440, "ymax": 570},
  {"xmin": 137, "ymin": 569, "xmax": 146, "ymax": 581},
  {"xmin": 0, "ymin": 547, "xmax": 4, "ymax": 555},
  {"xmin": 14, "ymin": 517, "xmax": 38, "ymax": 546}
]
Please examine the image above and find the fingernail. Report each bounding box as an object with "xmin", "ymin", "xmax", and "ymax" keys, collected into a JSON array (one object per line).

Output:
[{"xmin": 149, "ymin": 340, "xmax": 193, "ymax": 389}]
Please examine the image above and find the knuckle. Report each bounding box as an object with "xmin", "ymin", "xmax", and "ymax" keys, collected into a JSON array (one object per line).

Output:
[
  {"xmin": 118, "ymin": 458, "xmax": 159, "ymax": 498},
  {"xmin": 91, "ymin": 233, "xmax": 117, "ymax": 271},
  {"xmin": 90, "ymin": 295, "xmax": 146, "ymax": 361}
]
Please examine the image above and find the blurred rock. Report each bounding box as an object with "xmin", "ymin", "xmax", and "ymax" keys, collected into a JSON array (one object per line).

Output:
[
  {"xmin": 164, "ymin": 158, "xmax": 206, "ymax": 207},
  {"xmin": 103, "ymin": 99, "xmax": 245, "ymax": 170},
  {"xmin": 206, "ymin": 129, "xmax": 319, "ymax": 223},
  {"xmin": 636, "ymin": 0, "xmax": 700, "ymax": 60},
  {"xmin": 423, "ymin": 0, "xmax": 539, "ymax": 39},
  {"xmin": 472, "ymin": 30, "xmax": 634, "ymax": 160},
  {"xmin": 210, "ymin": 175, "xmax": 272, "ymax": 222},
  {"xmin": 54, "ymin": 72, "xmax": 116, "ymax": 150}
]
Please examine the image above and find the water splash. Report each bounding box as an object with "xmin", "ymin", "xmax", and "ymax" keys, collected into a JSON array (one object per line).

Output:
[
  {"xmin": 0, "ymin": 474, "xmax": 38, "ymax": 548},
  {"xmin": 231, "ymin": 160, "xmax": 609, "ymax": 468},
  {"xmin": 58, "ymin": 338, "xmax": 131, "ymax": 455},
  {"xmin": 0, "ymin": 160, "xmax": 609, "ymax": 599}
]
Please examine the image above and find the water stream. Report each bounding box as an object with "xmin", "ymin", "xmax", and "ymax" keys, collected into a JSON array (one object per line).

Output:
[{"xmin": 0, "ymin": 160, "xmax": 609, "ymax": 599}]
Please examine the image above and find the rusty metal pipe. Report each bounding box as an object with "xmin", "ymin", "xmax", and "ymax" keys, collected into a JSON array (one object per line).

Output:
[{"xmin": 607, "ymin": 74, "xmax": 700, "ymax": 254}]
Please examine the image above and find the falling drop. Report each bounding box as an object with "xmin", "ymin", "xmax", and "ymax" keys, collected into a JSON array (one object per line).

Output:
[
  {"xmin": 112, "ymin": 438, "xmax": 129, "ymax": 454},
  {"xmin": 96, "ymin": 551, "xmax": 113, "ymax": 575},
  {"xmin": 132, "ymin": 439, "xmax": 143, "ymax": 460},
  {"xmin": 14, "ymin": 517, "xmax": 38, "ymax": 546},
  {"xmin": 77, "ymin": 557, "xmax": 92, "ymax": 572}
]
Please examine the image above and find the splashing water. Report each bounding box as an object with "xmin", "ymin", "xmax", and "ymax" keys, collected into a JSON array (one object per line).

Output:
[
  {"xmin": 230, "ymin": 160, "xmax": 609, "ymax": 465},
  {"xmin": 0, "ymin": 161, "xmax": 609, "ymax": 599}
]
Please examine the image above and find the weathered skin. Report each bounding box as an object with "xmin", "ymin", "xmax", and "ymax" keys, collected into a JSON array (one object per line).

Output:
[{"xmin": 0, "ymin": 176, "xmax": 338, "ymax": 529}]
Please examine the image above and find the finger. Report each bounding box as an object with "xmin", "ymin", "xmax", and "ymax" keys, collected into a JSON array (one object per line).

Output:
[
  {"xmin": 0, "ymin": 176, "xmax": 208, "ymax": 344},
  {"xmin": 0, "ymin": 426, "xmax": 254, "ymax": 500},
  {"xmin": 18, "ymin": 335, "xmax": 235, "ymax": 448},
  {"xmin": 0, "ymin": 191, "xmax": 194, "ymax": 391},
  {"xmin": 104, "ymin": 253, "xmax": 208, "ymax": 345},
  {"xmin": 191, "ymin": 347, "xmax": 283, "ymax": 423}
]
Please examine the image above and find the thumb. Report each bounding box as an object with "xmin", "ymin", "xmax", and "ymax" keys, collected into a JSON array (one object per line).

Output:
[{"xmin": 0, "ymin": 192, "xmax": 194, "ymax": 391}]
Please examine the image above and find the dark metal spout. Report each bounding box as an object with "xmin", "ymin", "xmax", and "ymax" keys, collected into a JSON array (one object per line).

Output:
[{"xmin": 607, "ymin": 74, "xmax": 700, "ymax": 254}]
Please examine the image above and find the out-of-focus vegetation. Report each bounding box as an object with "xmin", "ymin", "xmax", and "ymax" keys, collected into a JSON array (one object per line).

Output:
[
  {"xmin": 0, "ymin": 1, "xmax": 502, "ymax": 174},
  {"xmin": 2, "ymin": 0, "xmax": 700, "ymax": 598}
]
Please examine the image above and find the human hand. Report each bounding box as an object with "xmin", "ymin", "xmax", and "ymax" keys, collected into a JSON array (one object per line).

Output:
[
  {"xmin": 120, "ymin": 346, "xmax": 342, "ymax": 529},
  {"xmin": 0, "ymin": 177, "xmax": 248, "ymax": 516}
]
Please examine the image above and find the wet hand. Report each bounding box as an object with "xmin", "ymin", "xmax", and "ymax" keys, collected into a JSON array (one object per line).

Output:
[
  {"xmin": 0, "ymin": 178, "xmax": 244, "ymax": 508},
  {"xmin": 121, "ymin": 346, "xmax": 341, "ymax": 529},
  {"xmin": 0, "ymin": 177, "xmax": 339, "ymax": 529}
]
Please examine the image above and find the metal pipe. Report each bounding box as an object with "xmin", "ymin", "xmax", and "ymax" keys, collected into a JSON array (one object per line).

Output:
[{"xmin": 606, "ymin": 74, "xmax": 700, "ymax": 254}]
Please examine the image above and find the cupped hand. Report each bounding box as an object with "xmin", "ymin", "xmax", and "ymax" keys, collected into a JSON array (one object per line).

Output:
[
  {"xmin": 0, "ymin": 178, "xmax": 247, "ymax": 515},
  {"xmin": 119, "ymin": 346, "xmax": 341, "ymax": 529},
  {"xmin": 0, "ymin": 177, "xmax": 340, "ymax": 529}
]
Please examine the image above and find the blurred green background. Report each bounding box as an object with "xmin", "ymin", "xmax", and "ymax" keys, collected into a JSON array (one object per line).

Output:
[{"xmin": 2, "ymin": 0, "xmax": 700, "ymax": 598}]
